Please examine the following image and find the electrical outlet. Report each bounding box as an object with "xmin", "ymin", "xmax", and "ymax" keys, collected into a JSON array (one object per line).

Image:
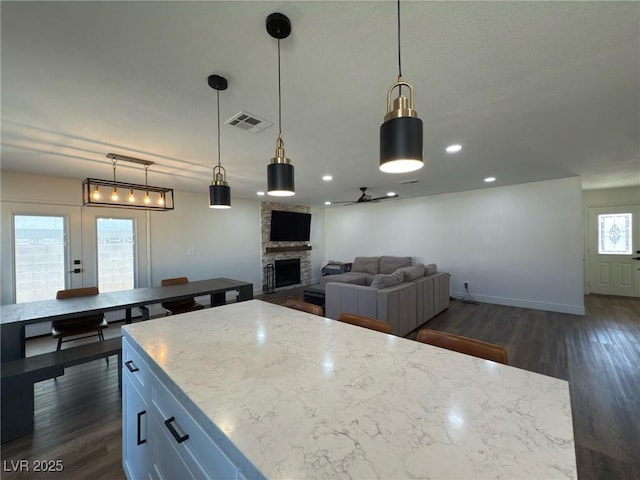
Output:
[{"xmin": 464, "ymin": 281, "xmax": 469, "ymax": 290}]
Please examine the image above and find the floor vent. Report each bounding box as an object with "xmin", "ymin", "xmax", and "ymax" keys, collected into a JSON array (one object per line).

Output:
[{"xmin": 225, "ymin": 111, "xmax": 273, "ymax": 133}]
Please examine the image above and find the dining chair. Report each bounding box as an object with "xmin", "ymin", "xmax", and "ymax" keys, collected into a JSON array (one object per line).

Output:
[
  {"xmin": 52, "ymin": 287, "xmax": 109, "ymax": 352},
  {"xmin": 338, "ymin": 313, "xmax": 392, "ymax": 334},
  {"xmin": 415, "ymin": 329, "xmax": 509, "ymax": 364},
  {"xmin": 160, "ymin": 276, "xmax": 205, "ymax": 315},
  {"xmin": 283, "ymin": 299, "xmax": 324, "ymax": 316}
]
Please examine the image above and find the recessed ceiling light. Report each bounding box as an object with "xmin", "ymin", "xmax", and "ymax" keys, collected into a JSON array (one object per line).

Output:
[
  {"xmin": 322, "ymin": 175, "xmax": 333, "ymax": 182},
  {"xmin": 446, "ymin": 144, "xmax": 462, "ymax": 153},
  {"xmin": 387, "ymin": 192, "xmax": 396, "ymax": 197},
  {"xmin": 257, "ymin": 191, "xmax": 265, "ymax": 196},
  {"xmin": 484, "ymin": 177, "xmax": 496, "ymax": 183},
  {"xmin": 324, "ymin": 201, "xmax": 331, "ymax": 205}
]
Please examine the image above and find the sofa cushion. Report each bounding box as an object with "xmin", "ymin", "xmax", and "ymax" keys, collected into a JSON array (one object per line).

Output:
[
  {"xmin": 379, "ymin": 256, "xmax": 412, "ymax": 274},
  {"xmin": 370, "ymin": 270, "xmax": 404, "ymax": 289},
  {"xmin": 320, "ymin": 272, "xmax": 369, "ymax": 285},
  {"xmin": 424, "ymin": 263, "xmax": 437, "ymax": 275},
  {"xmin": 398, "ymin": 263, "xmax": 425, "ymax": 281},
  {"xmin": 352, "ymin": 256, "xmax": 380, "ymax": 275}
]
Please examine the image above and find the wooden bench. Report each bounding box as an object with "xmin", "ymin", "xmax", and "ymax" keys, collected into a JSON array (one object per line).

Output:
[{"xmin": 1, "ymin": 337, "xmax": 122, "ymax": 444}]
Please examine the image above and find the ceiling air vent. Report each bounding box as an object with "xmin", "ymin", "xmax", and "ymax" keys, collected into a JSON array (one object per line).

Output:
[
  {"xmin": 225, "ymin": 111, "xmax": 273, "ymax": 133},
  {"xmin": 398, "ymin": 179, "xmax": 420, "ymax": 185}
]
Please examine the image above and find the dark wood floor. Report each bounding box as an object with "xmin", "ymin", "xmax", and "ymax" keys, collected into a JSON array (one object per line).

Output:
[{"xmin": 1, "ymin": 293, "xmax": 638, "ymax": 479}]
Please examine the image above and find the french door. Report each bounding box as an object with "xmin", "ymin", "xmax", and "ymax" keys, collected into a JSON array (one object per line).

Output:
[
  {"xmin": 587, "ymin": 204, "xmax": 640, "ymax": 297},
  {"xmin": 3, "ymin": 204, "xmax": 86, "ymax": 304},
  {"xmin": 1, "ymin": 202, "xmax": 149, "ymax": 305}
]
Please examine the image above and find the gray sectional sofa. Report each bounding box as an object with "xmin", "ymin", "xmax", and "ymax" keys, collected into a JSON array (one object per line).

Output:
[{"xmin": 322, "ymin": 256, "xmax": 450, "ymax": 337}]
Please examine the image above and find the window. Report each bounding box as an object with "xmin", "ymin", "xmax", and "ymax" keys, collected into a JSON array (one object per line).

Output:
[
  {"xmin": 13, "ymin": 215, "xmax": 66, "ymax": 303},
  {"xmin": 598, "ymin": 213, "xmax": 632, "ymax": 255},
  {"xmin": 97, "ymin": 218, "xmax": 135, "ymax": 292}
]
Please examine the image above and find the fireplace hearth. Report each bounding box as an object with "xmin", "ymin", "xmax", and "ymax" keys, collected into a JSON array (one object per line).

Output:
[{"xmin": 275, "ymin": 258, "xmax": 301, "ymax": 288}]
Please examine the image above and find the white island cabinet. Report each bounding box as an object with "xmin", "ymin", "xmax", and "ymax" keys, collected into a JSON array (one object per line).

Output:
[
  {"xmin": 123, "ymin": 299, "xmax": 577, "ymax": 480},
  {"xmin": 122, "ymin": 336, "xmax": 244, "ymax": 480}
]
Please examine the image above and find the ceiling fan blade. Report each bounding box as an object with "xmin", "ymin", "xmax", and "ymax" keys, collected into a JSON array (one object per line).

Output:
[
  {"xmin": 330, "ymin": 187, "xmax": 396, "ymax": 206},
  {"xmin": 370, "ymin": 194, "xmax": 399, "ymax": 201}
]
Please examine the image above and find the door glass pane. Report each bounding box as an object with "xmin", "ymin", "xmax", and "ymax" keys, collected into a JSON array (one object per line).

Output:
[
  {"xmin": 598, "ymin": 213, "xmax": 632, "ymax": 255},
  {"xmin": 97, "ymin": 218, "xmax": 135, "ymax": 292},
  {"xmin": 13, "ymin": 215, "xmax": 66, "ymax": 303}
]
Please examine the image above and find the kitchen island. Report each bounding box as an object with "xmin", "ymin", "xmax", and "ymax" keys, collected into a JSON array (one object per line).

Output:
[{"xmin": 122, "ymin": 299, "xmax": 576, "ymax": 479}]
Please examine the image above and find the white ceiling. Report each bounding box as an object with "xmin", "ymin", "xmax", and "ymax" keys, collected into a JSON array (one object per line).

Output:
[{"xmin": 2, "ymin": 1, "xmax": 639, "ymax": 207}]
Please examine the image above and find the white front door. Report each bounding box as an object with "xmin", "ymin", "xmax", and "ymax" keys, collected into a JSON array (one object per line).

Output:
[{"xmin": 587, "ymin": 204, "xmax": 640, "ymax": 297}]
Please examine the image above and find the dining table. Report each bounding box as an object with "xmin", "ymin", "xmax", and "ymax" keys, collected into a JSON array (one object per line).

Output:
[{"xmin": 0, "ymin": 278, "xmax": 253, "ymax": 362}]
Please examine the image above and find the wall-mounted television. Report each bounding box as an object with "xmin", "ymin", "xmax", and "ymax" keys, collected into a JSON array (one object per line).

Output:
[{"xmin": 270, "ymin": 210, "xmax": 311, "ymax": 242}]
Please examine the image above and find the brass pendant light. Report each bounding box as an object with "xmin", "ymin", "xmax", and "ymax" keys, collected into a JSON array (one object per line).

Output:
[
  {"xmin": 208, "ymin": 74, "xmax": 231, "ymax": 208},
  {"xmin": 266, "ymin": 12, "xmax": 295, "ymax": 197},
  {"xmin": 380, "ymin": 0, "xmax": 424, "ymax": 174}
]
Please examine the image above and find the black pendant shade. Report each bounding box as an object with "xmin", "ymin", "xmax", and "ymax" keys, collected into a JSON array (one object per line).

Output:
[
  {"xmin": 266, "ymin": 12, "xmax": 295, "ymax": 197},
  {"xmin": 267, "ymin": 163, "xmax": 295, "ymax": 197},
  {"xmin": 379, "ymin": 0, "xmax": 424, "ymax": 174},
  {"xmin": 209, "ymin": 183, "xmax": 231, "ymax": 209},
  {"xmin": 208, "ymin": 74, "xmax": 231, "ymax": 209},
  {"xmin": 380, "ymin": 116, "xmax": 423, "ymax": 173}
]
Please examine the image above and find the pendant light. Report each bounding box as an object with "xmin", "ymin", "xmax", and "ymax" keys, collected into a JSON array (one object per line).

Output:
[
  {"xmin": 208, "ymin": 74, "xmax": 231, "ymax": 208},
  {"xmin": 266, "ymin": 13, "xmax": 295, "ymax": 197},
  {"xmin": 82, "ymin": 154, "xmax": 174, "ymax": 211},
  {"xmin": 380, "ymin": 0, "xmax": 423, "ymax": 174}
]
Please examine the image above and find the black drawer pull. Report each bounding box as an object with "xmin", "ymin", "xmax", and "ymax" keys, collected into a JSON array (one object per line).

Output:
[
  {"xmin": 125, "ymin": 360, "xmax": 139, "ymax": 372},
  {"xmin": 137, "ymin": 410, "xmax": 147, "ymax": 445},
  {"xmin": 164, "ymin": 416, "xmax": 189, "ymax": 444}
]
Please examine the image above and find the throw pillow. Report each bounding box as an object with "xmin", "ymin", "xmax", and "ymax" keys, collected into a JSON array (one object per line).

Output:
[
  {"xmin": 424, "ymin": 263, "xmax": 437, "ymax": 275},
  {"xmin": 352, "ymin": 256, "xmax": 380, "ymax": 275},
  {"xmin": 398, "ymin": 264, "xmax": 425, "ymax": 281},
  {"xmin": 370, "ymin": 270, "xmax": 404, "ymax": 289},
  {"xmin": 379, "ymin": 256, "xmax": 412, "ymax": 274}
]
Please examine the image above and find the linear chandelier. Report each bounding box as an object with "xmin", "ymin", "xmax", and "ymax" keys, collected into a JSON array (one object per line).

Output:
[{"xmin": 82, "ymin": 153, "xmax": 174, "ymax": 211}]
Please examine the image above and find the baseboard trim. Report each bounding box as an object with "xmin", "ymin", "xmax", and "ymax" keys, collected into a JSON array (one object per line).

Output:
[{"xmin": 450, "ymin": 291, "xmax": 585, "ymax": 316}]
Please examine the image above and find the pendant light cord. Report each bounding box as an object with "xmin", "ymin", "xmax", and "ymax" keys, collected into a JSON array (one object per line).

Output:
[
  {"xmin": 216, "ymin": 89, "xmax": 221, "ymax": 169},
  {"xmin": 277, "ymin": 38, "xmax": 282, "ymax": 136},
  {"xmin": 397, "ymin": 0, "xmax": 402, "ymax": 79},
  {"xmin": 397, "ymin": 0, "xmax": 402, "ymax": 95}
]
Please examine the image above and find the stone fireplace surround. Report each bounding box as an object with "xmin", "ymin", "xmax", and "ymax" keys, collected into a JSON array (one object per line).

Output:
[{"xmin": 261, "ymin": 202, "xmax": 311, "ymax": 290}]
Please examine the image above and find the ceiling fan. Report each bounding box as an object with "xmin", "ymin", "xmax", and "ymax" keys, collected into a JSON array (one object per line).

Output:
[{"xmin": 332, "ymin": 187, "xmax": 399, "ymax": 206}]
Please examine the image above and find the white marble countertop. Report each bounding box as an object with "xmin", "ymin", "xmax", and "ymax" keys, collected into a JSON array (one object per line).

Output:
[{"xmin": 123, "ymin": 299, "xmax": 576, "ymax": 479}]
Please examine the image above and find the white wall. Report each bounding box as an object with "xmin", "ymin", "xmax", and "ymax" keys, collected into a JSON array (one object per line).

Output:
[
  {"xmin": 1, "ymin": 172, "xmax": 326, "ymax": 304},
  {"xmin": 0, "ymin": 172, "xmax": 264, "ymax": 310},
  {"xmin": 324, "ymin": 177, "xmax": 585, "ymax": 315},
  {"xmin": 148, "ymin": 190, "xmax": 262, "ymax": 292},
  {"xmin": 1, "ymin": 172, "xmax": 586, "ymax": 317},
  {"xmin": 582, "ymin": 186, "xmax": 640, "ymax": 207}
]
